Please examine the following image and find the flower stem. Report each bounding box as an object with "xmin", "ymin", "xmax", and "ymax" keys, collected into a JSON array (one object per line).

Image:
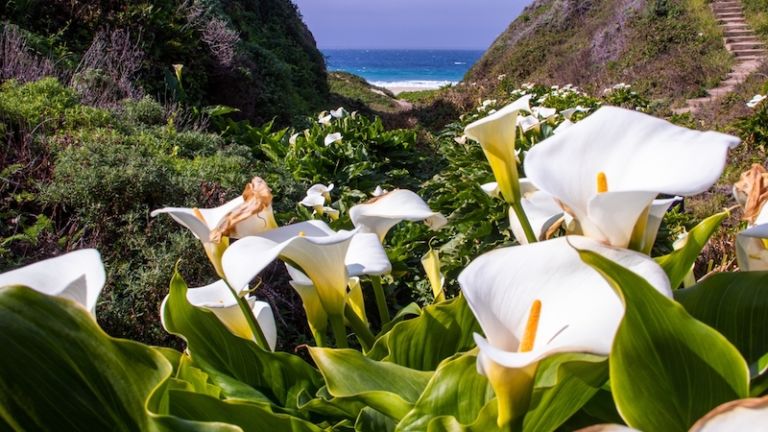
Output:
[
  {"xmin": 223, "ymin": 280, "xmax": 271, "ymax": 351},
  {"xmin": 371, "ymin": 275, "xmax": 391, "ymax": 326},
  {"xmin": 510, "ymin": 200, "xmax": 537, "ymax": 244},
  {"xmin": 344, "ymin": 304, "xmax": 375, "ymax": 351},
  {"xmin": 330, "ymin": 314, "xmax": 348, "ymax": 348}
]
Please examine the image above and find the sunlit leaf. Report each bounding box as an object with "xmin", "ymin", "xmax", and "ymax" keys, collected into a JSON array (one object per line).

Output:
[{"xmin": 580, "ymin": 250, "xmax": 749, "ymax": 431}]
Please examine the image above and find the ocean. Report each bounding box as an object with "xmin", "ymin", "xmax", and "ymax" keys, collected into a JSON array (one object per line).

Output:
[{"xmin": 322, "ymin": 49, "xmax": 484, "ymax": 90}]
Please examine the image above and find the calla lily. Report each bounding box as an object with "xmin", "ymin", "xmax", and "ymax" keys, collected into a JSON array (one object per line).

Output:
[
  {"xmin": 330, "ymin": 107, "xmax": 347, "ymax": 118},
  {"xmin": 324, "ymin": 132, "xmax": 342, "ymax": 146},
  {"xmin": 222, "ymin": 221, "xmax": 390, "ymax": 318},
  {"xmin": 561, "ymin": 106, "xmax": 590, "ymax": 120},
  {"xmin": 300, "ymin": 192, "xmax": 339, "ymax": 220},
  {"xmin": 459, "ymin": 236, "xmax": 671, "ymax": 427},
  {"xmin": 372, "ymin": 185, "xmax": 388, "ymax": 197},
  {"xmin": 160, "ymin": 280, "xmax": 277, "ymax": 350},
  {"xmin": 318, "ymin": 112, "xmax": 332, "ymax": 125},
  {"xmin": 0, "ymin": 249, "xmax": 105, "ymax": 315},
  {"xmin": 747, "ymin": 94, "xmax": 766, "ymax": 109},
  {"xmin": 289, "ymin": 132, "xmax": 300, "ymax": 145},
  {"xmin": 464, "ymin": 95, "xmax": 532, "ymax": 204},
  {"xmin": 349, "ymin": 189, "xmax": 448, "ymax": 241},
  {"xmin": 524, "ymin": 107, "xmax": 740, "ymax": 248},
  {"xmin": 532, "ymin": 106, "xmax": 557, "ymax": 119},
  {"xmin": 421, "ymin": 248, "xmax": 445, "ymax": 302},
  {"xmin": 578, "ymin": 395, "xmax": 768, "ymax": 432},
  {"xmin": 307, "ymin": 183, "xmax": 334, "ymax": 201},
  {"xmin": 152, "ymin": 177, "xmax": 278, "ymax": 275},
  {"xmin": 736, "ymin": 204, "xmax": 768, "ymax": 271},
  {"xmin": 481, "ymin": 182, "xmax": 501, "ymax": 198}
]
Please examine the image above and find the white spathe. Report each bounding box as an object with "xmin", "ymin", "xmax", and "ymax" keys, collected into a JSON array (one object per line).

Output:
[
  {"xmin": 349, "ymin": 189, "xmax": 448, "ymax": 241},
  {"xmin": 151, "ymin": 196, "xmax": 275, "ymax": 241},
  {"xmin": 222, "ymin": 221, "xmax": 390, "ymax": 316},
  {"xmin": 324, "ymin": 133, "xmax": 342, "ymax": 146},
  {"xmin": 690, "ymin": 396, "xmax": 768, "ymax": 432},
  {"xmin": 459, "ymin": 236, "xmax": 671, "ymax": 371},
  {"xmin": 464, "ymin": 95, "xmax": 532, "ymax": 203},
  {"xmin": 737, "ymin": 204, "xmax": 768, "ymax": 271},
  {"xmin": 0, "ymin": 249, "xmax": 106, "ymax": 315},
  {"xmin": 524, "ymin": 106, "xmax": 739, "ymax": 248},
  {"xmin": 161, "ymin": 280, "xmax": 277, "ymax": 350}
]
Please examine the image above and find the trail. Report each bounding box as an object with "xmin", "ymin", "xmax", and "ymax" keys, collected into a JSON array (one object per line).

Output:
[{"xmin": 674, "ymin": 0, "xmax": 766, "ymax": 114}]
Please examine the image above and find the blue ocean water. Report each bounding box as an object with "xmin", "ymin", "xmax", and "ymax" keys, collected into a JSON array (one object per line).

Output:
[{"xmin": 322, "ymin": 49, "xmax": 484, "ymax": 89}]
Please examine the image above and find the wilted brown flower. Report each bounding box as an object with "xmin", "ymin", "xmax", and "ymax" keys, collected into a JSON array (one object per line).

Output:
[
  {"xmin": 210, "ymin": 177, "xmax": 275, "ymax": 242},
  {"xmin": 733, "ymin": 164, "xmax": 768, "ymax": 224}
]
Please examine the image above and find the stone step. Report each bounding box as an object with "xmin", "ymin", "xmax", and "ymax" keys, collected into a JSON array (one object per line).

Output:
[
  {"xmin": 718, "ymin": 18, "xmax": 747, "ymax": 24},
  {"xmin": 733, "ymin": 48, "xmax": 768, "ymax": 57},
  {"xmin": 726, "ymin": 35, "xmax": 762, "ymax": 43},
  {"xmin": 715, "ymin": 12, "xmax": 744, "ymax": 19},
  {"xmin": 713, "ymin": 1, "xmax": 743, "ymax": 7},
  {"xmin": 722, "ymin": 23, "xmax": 750, "ymax": 29},
  {"xmin": 708, "ymin": 87, "xmax": 735, "ymax": 97},
  {"xmin": 713, "ymin": 6, "xmax": 743, "ymax": 12},
  {"xmin": 725, "ymin": 28, "xmax": 756, "ymax": 36},
  {"xmin": 729, "ymin": 41, "xmax": 767, "ymax": 50}
]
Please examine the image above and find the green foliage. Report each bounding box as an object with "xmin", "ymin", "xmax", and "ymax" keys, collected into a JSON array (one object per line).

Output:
[
  {"xmin": 581, "ymin": 249, "xmax": 750, "ymax": 431},
  {"xmin": 0, "ymin": 286, "xmax": 172, "ymax": 430}
]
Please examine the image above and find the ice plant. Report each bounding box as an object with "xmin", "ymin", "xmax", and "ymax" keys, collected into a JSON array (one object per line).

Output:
[
  {"xmin": 349, "ymin": 189, "xmax": 447, "ymax": 242},
  {"xmin": 459, "ymin": 236, "xmax": 671, "ymax": 428},
  {"xmin": 152, "ymin": 177, "xmax": 278, "ymax": 276},
  {"xmin": 160, "ymin": 280, "xmax": 277, "ymax": 350},
  {"xmin": 222, "ymin": 220, "xmax": 390, "ymax": 347},
  {"xmin": 0, "ymin": 249, "xmax": 105, "ymax": 315},
  {"xmin": 525, "ymin": 107, "xmax": 740, "ymax": 249},
  {"xmin": 464, "ymin": 95, "xmax": 531, "ymax": 205}
]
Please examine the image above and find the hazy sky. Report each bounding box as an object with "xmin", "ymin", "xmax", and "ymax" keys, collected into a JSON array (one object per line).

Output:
[{"xmin": 292, "ymin": 0, "xmax": 528, "ymax": 50}]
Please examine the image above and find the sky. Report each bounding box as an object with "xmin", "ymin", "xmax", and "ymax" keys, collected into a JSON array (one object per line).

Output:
[{"xmin": 292, "ymin": 0, "xmax": 529, "ymax": 50}]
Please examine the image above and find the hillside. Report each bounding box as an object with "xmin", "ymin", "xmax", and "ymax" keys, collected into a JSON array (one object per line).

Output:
[
  {"xmin": 0, "ymin": 0, "xmax": 328, "ymax": 124},
  {"xmin": 464, "ymin": 0, "xmax": 732, "ymax": 105}
]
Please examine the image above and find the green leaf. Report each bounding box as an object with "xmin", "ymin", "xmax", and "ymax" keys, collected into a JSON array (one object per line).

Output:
[
  {"xmin": 368, "ymin": 295, "xmax": 479, "ymax": 371},
  {"xmin": 425, "ymin": 401, "xmax": 499, "ymax": 432},
  {"xmin": 356, "ymin": 407, "xmax": 396, "ymax": 432},
  {"xmin": 309, "ymin": 347, "xmax": 433, "ymax": 420},
  {"xmin": 0, "ymin": 286, "xmax": 170, "ymax": 431},
  {"xmin": 523, "ymin": 353, "xmax": 608, "ymax": 432},
  {"xmin": 655, "ymin": 211, "xmax": 727, "ymax": 289},
  {"xmin": 397, "ymin": 353, "xmax": 493, "ymax": 431},
  {"xmin": 674, "ymin": 271, "xmax": 768, "ymax": 366},
  {"xmin": 162, "ymin": 269, "xmax": 321, "ymax": 409},
  {"xmin": 165, "ymin": 390, "xmax": 322, "ymax": 432},
  {"xmin": 580, "ymin": 250, "xmax": 750, "ymax": 431}
]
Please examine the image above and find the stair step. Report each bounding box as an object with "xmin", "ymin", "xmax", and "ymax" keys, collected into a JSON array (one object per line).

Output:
[
  {"xmin": 733, "ymin": 49, "xmax": 768, "ymax": 56},
  {"xmin": 716, "ymin": 12, "xmax": 744, "ymax": 19},
  {"xmin": 729, "ymin": 41, "xmax": 767, "ymax": 50},
  {"xmin": 719, "ymin": 18, "xmax": 747, "ymax": 24},
  {"xmin": 726, "ymin": 35, "xmax": 762, "ymax": 42},
  {"xmin": 713, "ymin": 6, "xmax": 743, "ymax": 12},
  {"xmin": 725, "ymin": 29, "xmax": 756, "ymax": 36},
  {"xmin": 722, "ymin": 23, "xmax": 750, "ymax": 29}
]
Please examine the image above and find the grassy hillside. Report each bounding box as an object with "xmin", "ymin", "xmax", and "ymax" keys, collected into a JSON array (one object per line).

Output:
[
  {"xmin": 0, "ymin": 0, "xmax": 328, "ymax": 124},
  {"xmin": 465, "ymin": 0, "xmax": 731, "ymax": 105}
]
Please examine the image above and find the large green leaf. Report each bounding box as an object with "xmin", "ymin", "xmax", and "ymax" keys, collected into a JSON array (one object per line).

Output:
[
  {"xmin": 674, "ymin": 271, "xmax": 768, "ymax": 366},
  {"xmin": 580, "ymin": 250, "xmax": 750, "ymax": 431},
  {"xmin": 355, "ymin": 407, "xmax": 396, "ymax": 432},
  {"xmin": 523, "ymin": 353, "xmax": 608, "ymax": 432},
  {"xmin": 0, "ymin": 286, "xmax": 173, "ymax": 431},
  {"xmin": 397, "ymin": 353, "xmax": 494, "ymax": 431},
  {"xmin": 655, "ymin": 211, "xmax": 727, "ymax": 289},
  {"xmin": 165, "ymin": 390, "xmax": 322, "ymax": 432},
  {"xmin": 368, "ymin": 295, "xmax": 479, "ymax": 371},
  {"xmin": 162, "ymin": 269, "xmax": 321, "ymax": 410},
  {"xmin": 309, "ymin": 347, "xmax": 433, "ymax": 420},
  {"xmin": 425, "ymin": 401, "xmax": 499, "ymax": 432}
]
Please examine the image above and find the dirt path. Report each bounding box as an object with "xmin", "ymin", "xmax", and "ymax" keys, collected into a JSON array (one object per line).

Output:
[{"xmin": 674, "ymin": 0, "xmax": 766, "ymax": 114}]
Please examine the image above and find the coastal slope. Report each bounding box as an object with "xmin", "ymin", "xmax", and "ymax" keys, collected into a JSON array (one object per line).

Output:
[{"xmin": 465, "ymin": 0, "xmax": 731, "ymax": 103}]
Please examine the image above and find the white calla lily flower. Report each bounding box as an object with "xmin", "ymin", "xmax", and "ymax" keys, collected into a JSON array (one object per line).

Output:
[
  {"xmin": 349, "ymin": 189, "xmax": 448, "ymax": 241},
  {"xmin": 318, "ymin": 113, "xmax": 332, "ymax": 125},
  {"xmin": 747, "ymin": 94, "xmax": 766, "ymax": 109},
  {"xmin": 160, "ymin": 280, "xmax": 277, "ymax": 350},
  {"xmin": 289, "ymin": 132, "xmax": 300, "ymax": 145},
  {"xmin": 690, "ymin": 395, "xmax": 768, "ymax": 431},
  {"xmin": 300, "ymin": 194, "xmax": 326, "ymax": 208},
  {"xmin": 222, "ymin": 221, "xmax": 390, "ymax": 318},
  {"xmin": 372, "ymin": 185, "xmax": 388, "ymax": 197},
  {"xmin": 552, "ymin": 119, "xmax": 574, "ymax": 134},
  {"xmin": 330, "ymin": 107, "xmax": 347, "ymax": 118},
  {"xmin": 307, "ymin": 183, "xmax": 334, "ymax": 201},
  {"xmin": 324, "ymin": 132, "xmax": 342, "ymax": 146},
  {"xmin": 459, "ymin": 236, "xmax": 671, "ymax": 427},
  {"xmin": 152, "ymin": 177, "xmax": 278, "ymax": 276},
  {"xmin": 525, "ymin": 107, "xmax": 739, "ymax": 248},
  {"xmin": 481, "ymin": 182, "xmax": 501, "ymax": 198},
  {"xmin": 464, "ymin": 95, "xmax": 532, "ymax": 204},
  {"xmin": 737, "ymin": 204, "xmax": 768, "ymax": 271},
  {"xmin": 581, "ymin": 395, "xmax": 768, "ymax": 432},
  {"xmin": 517, "ymin": 114, "xmax": 541, "ymax": 132},
  {"xmin": 0, "ymin": 249, "xmax": 105, "ymax": 315},
  {"xmin": 532, "ymin": 106, "xmax": 556, "ymax": 119}
]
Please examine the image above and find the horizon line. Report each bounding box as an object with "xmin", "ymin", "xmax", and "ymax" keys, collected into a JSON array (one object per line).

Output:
[{"xmin": 318, "ymin": 47, "xmax": 488, "ymax": 51}]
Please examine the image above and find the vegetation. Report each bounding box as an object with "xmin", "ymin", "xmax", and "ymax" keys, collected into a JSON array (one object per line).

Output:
[
  {"xmin": 744, "ymin": 0, "xmax": 768, "ymax": 39},
  {"xmin": 464, "ymin": 0, "xmax": 731, "ymax": 105},
  {"xmin": 328, "ymin": 71, "xmax": 404, "ymax": 114},
  {"xmin": 0, "ymin": 0, "xmax": 328, "ymax": 124}
]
